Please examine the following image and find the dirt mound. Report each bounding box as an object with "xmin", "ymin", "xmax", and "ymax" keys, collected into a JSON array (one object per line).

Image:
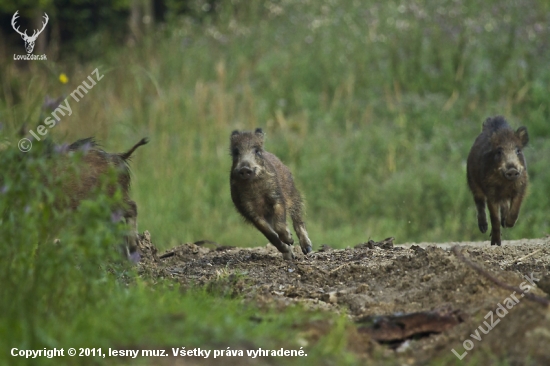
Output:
[{"xmin": 137, "ymin": 233, "xmax": 550, "ymax": 364}]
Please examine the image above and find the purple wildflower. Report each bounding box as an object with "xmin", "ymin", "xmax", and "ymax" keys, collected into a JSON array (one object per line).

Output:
[
  {"xmin": 110, "ymin": 210, "xmax": 124, "ymax": 223},
  {"xmin": 80, "ymin": 141, "xmax": 92, "ymax": 154},
  {"xmin": 54, "ymin": 143, "xmax": 70, "ymax": 154},
  {"xmin": 42, "ymin": 95, "xmax": 64, "ymax": 112},
  {"xmin": 129, "ymin": 252, "xmax": 141, "ymax": 263}
]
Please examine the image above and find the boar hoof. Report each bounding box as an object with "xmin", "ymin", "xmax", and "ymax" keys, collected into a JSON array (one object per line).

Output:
[
  {"xmin": 501, "ymin": 217, "xmax": 516, "ymax": 228},
  {"xmin": 282, "ymin": 251, "xmax": 294, "ymax": 261},
  {"xmin": 279, "ymin": 230, "xmax": 294, "ymax": 245},
  {"xmin": 504, "ymin": 217, "xmax": 517, "ymax": 228},
  {"xmin": 478, "ymin": 221, "xmax": 488, "ymax": 233},
  {"xmin": 301, "ymin": 245, "xmax": 312, "ymax": 255}
]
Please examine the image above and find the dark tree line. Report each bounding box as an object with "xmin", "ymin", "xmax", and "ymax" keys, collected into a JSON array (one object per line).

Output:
[{"xmin": 1, "ymin": 0, "xmax": 219, "ymax": 59}]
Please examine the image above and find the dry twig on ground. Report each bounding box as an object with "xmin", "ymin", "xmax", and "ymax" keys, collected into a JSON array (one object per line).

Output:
[{"xmin": 451, "ymin": 246, "xmax": 549, "ymax": 307}]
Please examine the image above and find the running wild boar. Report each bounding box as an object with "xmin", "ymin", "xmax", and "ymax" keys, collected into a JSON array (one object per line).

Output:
[
  {"xmin": 58, "ymin": 137, "xmax": 149, "ymax": 260},
  {"xmin": 230, "ymin": 128, "xmax": 313, "ymax": 260},
  {"xmin": 467, "ymin": 116, "xmax": 529, "ymax": 246}
]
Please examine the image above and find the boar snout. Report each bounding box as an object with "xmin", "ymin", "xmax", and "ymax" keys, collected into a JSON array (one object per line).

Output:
[
  {"xmin": 504, "ymin": 167, "xmax": 521, "ymax": 181},
  {"xmin": 237, "ymin": 166, "xmax": 255, "ymax": 180}
]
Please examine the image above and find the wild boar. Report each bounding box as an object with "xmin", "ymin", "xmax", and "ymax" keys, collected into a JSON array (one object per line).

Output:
[
  {"xmin": 230, "ymin": 128, "xmax": 313, "ymax": 260},
  {"xmin": 56, "ymin": 137, "xmax": 149, "ymax": 260},
  {"xmin": 466, "ymin": 116, "xmax": 529, "ymax": 246}
]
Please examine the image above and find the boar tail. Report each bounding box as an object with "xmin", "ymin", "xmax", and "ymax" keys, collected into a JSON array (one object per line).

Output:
[{"xmin": 120, "ymin": 137, "xmax": 149, "ymax": 160}]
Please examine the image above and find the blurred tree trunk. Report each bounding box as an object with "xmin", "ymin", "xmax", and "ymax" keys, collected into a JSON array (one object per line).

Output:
[
  {"xmin": 32, "ymin": 10, "xmax": 48, "ymax": 55},
  {"xmin": 128, "ymin": 0, "xmax": 153, "ymax": 44},
  {"xmin": 0, "ymin": 28, "xmax": 5, "ymax": 58},
  {"xmin": 48, "ymin": 17, "xmax": 60, "ymax": 61}
]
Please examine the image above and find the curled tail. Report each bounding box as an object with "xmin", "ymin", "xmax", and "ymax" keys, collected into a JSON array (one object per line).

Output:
[{"xmin": 120, "ymin": 137, "xmax": 149, "ymax": 160}]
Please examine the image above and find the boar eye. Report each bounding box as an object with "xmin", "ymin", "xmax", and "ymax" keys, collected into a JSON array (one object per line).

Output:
[
  {"xmin": 516, "ymin": 147, "xmax": 522, "ymax": 155},
  {"xmin": 255, "ymin": 148, "xmax": 262, "ymax": 156}
]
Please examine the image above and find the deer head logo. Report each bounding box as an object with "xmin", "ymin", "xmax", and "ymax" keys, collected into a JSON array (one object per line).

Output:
[{"xmin": 11, "ymin": 11, "xmax": 49, "ymax": 54}]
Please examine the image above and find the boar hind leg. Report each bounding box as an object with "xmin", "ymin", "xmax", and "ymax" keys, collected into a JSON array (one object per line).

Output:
[
  {"xmin": 505, "ymin": 193, "xmax": 525, "ymax": 228},
  {"xmin": 252, "ymin": 215, "xmax": 294, "ymax": 260},
  {"xmin": 487, "ymin": 201, "xmax": 501, "ymax": 246},
  {"xmin": 124, "ymin": 200, "xmax": 140, "ymax": 261},
  {"xmin": 474, "ymin": 196, "xmax": 488, "ymax": 233},
  {"xmin": 291, "ymin": 209, "xmax": 313, "ymax": 255}
]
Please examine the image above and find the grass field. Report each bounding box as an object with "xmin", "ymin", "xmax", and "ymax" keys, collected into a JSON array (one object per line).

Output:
[
  {"xmin": 4, "ymin": 0, "xmax": 550, "ymax": 251},
  {"xmin": 1, "ymin": 0, "xmax": 549, "ymax": 364}
]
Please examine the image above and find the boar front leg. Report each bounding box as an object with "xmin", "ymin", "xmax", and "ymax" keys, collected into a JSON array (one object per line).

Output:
[
  {"xmin": 474, "ymin": 195, "xmax": 488, "ymax": 233},
  {"xmin": 251, "ymin": 214, "xmax": 294, "ymax": 260},
  {"xmin": 124, "ymin": 200, "xmax": 140, "ymax": 262},
  {"xmin": 272, "ymin": 201, "xmax": 294, "ymax": 246},
  {"xmin": 487, "ymin": 201, "xmax": 501, "ymax": 246},
  {"xmin": 290, "ymin": 211, "xmax": 312, "ymax": 255},
  {"xmin": 505, "ymin": 191, "xmax": 526, "ymax": 228},
  {"xmin": 500, "ymin": 202, "xmax": 510, "ymax": 228}
]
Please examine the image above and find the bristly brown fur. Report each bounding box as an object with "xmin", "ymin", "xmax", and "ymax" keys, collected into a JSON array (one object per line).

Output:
[
  {"xmin": 229, "ymin": 129, "xmax": 312, "ymax": 260},
  {"xmin": 56, "ymin": 137, "xmax": 149, "ymax": 259},
  {"xmin": 68, "ymin": 137, "xmax": 99, "ymax": 150},
  {"xmin": 467, "ymin": 116, "xmax": 529, "ymax": 246}
]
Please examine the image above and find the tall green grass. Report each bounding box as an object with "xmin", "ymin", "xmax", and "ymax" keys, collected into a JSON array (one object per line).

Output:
[{"xmin": 2, "ymin": 0, "xmax": 549, "ymax": 252}]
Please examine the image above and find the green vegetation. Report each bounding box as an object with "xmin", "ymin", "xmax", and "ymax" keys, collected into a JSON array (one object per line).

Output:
[
  {"xmin": 1, "ymin": 0, "xmax": 549, "ymax": 364},
  {"xmin": 0, "ymin": 145, "xmax": 355, "ymax": 365},
  {"xmin": 4, "ymin": 0, "xmax": 549, "ymax": 250}
]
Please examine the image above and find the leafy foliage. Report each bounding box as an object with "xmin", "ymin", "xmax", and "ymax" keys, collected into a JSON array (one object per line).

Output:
[{"xmin": 0, "ymin": 142, "xmax": 126, "ymax": 348}]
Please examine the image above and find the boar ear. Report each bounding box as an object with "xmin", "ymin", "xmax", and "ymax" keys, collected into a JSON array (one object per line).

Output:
[
  {"xmin": 231, "ymin": 130, "xmax": 240, "ymax": 137},
  {"xmin": 516, "ymin": 126, "xmax": 529, "ymax": 146},
  {"xmin": 254, "ymin": 128, "xmax": 264, "ymax": 137}
]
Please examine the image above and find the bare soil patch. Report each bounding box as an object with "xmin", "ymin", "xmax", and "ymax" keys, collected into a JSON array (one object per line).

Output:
[{"xmin": 137, "ymin": 232, "xmax": 550, "ymax": 365}]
